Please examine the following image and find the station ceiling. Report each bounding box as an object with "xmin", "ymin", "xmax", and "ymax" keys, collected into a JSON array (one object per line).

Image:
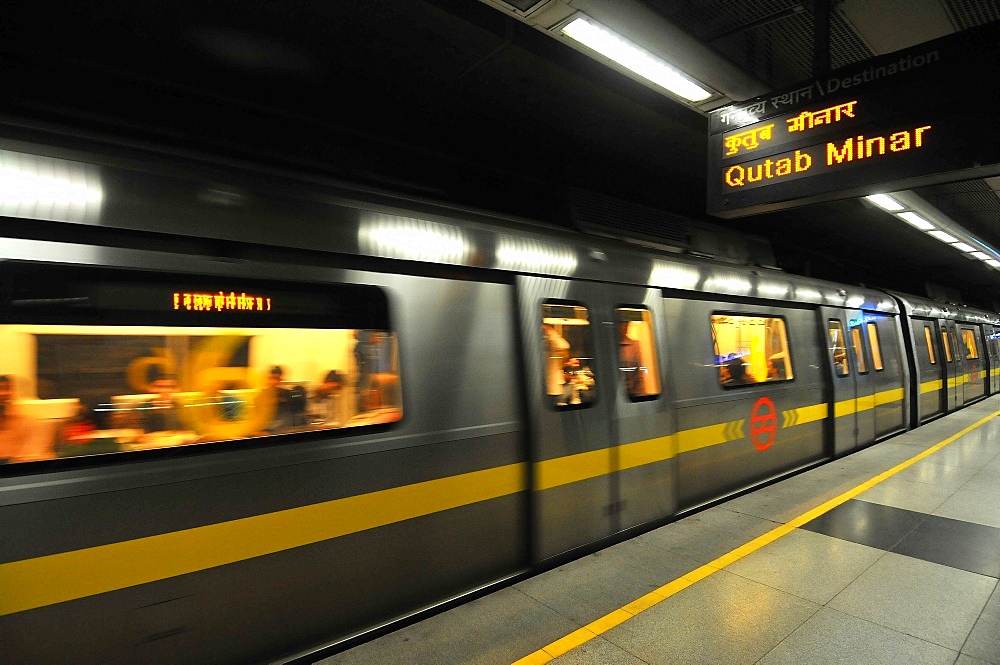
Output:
[{"xmin": 1, "ymin": 1, "xmax": 999, "ymax": 306}]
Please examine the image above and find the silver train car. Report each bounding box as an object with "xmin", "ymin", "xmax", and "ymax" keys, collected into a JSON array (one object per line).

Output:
[{"xmin": 1, "ymin": 134, "xmax": 999, "ymax": 664}]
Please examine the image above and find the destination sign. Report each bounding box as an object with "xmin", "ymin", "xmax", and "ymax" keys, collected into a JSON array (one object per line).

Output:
[{"xmin": 707, "ymin": 21, "xmax": 1000, "ymax": 218}]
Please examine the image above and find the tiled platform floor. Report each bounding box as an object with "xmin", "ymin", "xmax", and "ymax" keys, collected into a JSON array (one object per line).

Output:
[{"xmin": 321, "ymin": 398, "xmax": 1000, "ymax": 665}]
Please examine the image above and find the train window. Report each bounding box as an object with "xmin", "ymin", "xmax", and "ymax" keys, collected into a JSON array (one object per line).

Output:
[
  {"xmin": 924, "ymin": 325, "xmax": 937, "ymax": 364},
  {"xmin": 942, "ymin": 330, "xmax": 953, "ymax": 363},
  {"xmin": 615, "ymin": 307, "xmax": 661, "ymax": 400},
  {"xmin": 867, "ymin": 323, "xmax": 884, "ymax": 371},
  {"xmin": 828, "ymin": 320, "xmax": 849, "ymax": 377},
  {"xmin": 0, "ymin": 263, "xmax": 402, "ymax": 465},
  {"xmin": 542, "ymin": 302, "xmax": 597, "ymax": 408},
  {"xmin": 711, "ymin": 314, "xmax": 793, "ymax": 386},
  {"xmin": 961, "ymin": 328, "xmax": 979, "ymax": 360},
  {"xmin": 851, "ymin": 326, "xmax": 868, "ymax": 373}
]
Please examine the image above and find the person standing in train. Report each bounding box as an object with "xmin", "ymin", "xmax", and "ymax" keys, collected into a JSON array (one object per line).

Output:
[
  {"xmin": 0, "ymin": 375, "xmax": 29, "ymax": 463},
  {"xmin": 353, "ymin": 330, "xmax": 373, "ymax": 412},
  {"xmin": 543, "ymin": 323, "xmax": 571, "ymax": 404},
  {"xmin": 618, "ymin": 320, "xmax": 645, "ymax": 397}
]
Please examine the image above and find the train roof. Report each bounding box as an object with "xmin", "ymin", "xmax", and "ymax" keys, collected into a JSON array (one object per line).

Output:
[
  {"xmin": 0, "ymin": 135, "xmax": 978, "ymax": 319},
  {"xmin": 891, "ymin": 292, "xmax": 1000, "ymax": 324}
]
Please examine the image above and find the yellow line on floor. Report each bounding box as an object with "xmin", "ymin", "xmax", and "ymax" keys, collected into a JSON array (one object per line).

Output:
[{"xmin": 512, "ymin": 407, "xmax": 1000, "ymax": 664}]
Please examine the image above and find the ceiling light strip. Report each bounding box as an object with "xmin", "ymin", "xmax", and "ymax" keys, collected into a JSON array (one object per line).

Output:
[
  {"xmin": 865, "ymin": 192, "xmax": 1000, "ymax": 271},
  {"xmin": 560, "ymin": 15, "xmax": 713, "ymax": 102}
]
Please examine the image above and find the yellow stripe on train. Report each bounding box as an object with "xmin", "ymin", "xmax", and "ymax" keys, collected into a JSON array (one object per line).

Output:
[
  {"xmin": 833, "ymin": 386, "xmax": 904, "ymax": 417},
  {"xmin": 0, "ymin": 463, "xmax": 527, "ymax": 616}
]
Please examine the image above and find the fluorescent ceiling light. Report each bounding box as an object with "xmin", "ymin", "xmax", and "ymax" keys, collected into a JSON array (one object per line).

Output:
[
  {"xmin": 986, "ymin": 259, "xmax": 1000, "ymax": 268},
  {"xmin": 865, "ymin": 194, "xmax": 905, "ymax": 211},
  {"xmin": 928, "ymin": 230, "xmax": 958, "ymax": 243},
  {"xmin": 953, "ymin": 242, "xmax": 976, "ymax": 252},
  {"xmin": 897, "ymin": 212, "xmax": 935, "ymax": 230},
  {"xmin": 561, "ymin": 15, "xmax": 712, "ymax": 102},
  {"xmin": 971, "ymin": 251, "xmax": 991, "ymax": 260}
]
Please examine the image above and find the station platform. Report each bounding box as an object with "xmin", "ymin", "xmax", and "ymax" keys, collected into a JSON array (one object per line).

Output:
[{"xmin": 321, "ymin": 398, "xmax": 1000, "ymax": 665}]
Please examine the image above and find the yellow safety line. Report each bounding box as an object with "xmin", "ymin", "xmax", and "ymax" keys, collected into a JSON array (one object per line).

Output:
[
  {"xmin": 512, "ymin": 407, "xmax": 1000, "ymax": 664},
  {"xmin": 0, "ymin": 463, "xmax": 526, "ymax": 616}
]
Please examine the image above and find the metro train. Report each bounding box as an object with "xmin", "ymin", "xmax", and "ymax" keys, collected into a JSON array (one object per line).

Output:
[{"xmin": 1, "ymin": 132, "xmax": 998, "ymax": 665}]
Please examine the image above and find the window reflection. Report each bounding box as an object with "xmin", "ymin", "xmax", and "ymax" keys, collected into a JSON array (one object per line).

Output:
[
  {"xmin": 867, "ymin": 323, "xmax": 884, "ymax": 371},
  {"xmin": 851, "ymin": 326, "xmax": 868, "ymax": 373},
  {"xmin": 924, "ymin": 326, "xmax": 937, "ymax": 365},
  {"xmin": 961, "ymin": 328, "xmax": 979, "ymax": 360},
  {"xmin": 828, "ymin": 320, "xmax": 849, "ymax": 376}
]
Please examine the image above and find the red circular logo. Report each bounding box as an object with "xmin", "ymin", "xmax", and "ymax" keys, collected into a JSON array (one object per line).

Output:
[{"xmin": 750, "ymin": 396, "xmax": 777, "ymax": 451}]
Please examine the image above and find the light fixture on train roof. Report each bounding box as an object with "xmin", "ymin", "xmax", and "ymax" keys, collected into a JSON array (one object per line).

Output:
[
  {"xmin": 359, "ymin": 213, "xmax": 472, "ymax": 265},
  {"xmin": 495, "ymin": 236, "xmax": 577, "ymax": 276},
  {"xmin": 0, "ymin": 149, "xmax": 103, "ymax": 224},
  {"xmin": 559, "ymin": 14, "xmax": 713, "ymax": 102},
  {"xmin": 756, "ymin": 281, "xmax": 790, "ymax": 299},
  {"xmin": 648, "ymin": 261, "xmax": 699, "ymax": 290},
  {"xmin": 793, "ymin": 287, "xmax": 822, "ymax": 302},
  {"xmin": 705, "ymin": 273, "xmax": 752, "ymax": 296}
]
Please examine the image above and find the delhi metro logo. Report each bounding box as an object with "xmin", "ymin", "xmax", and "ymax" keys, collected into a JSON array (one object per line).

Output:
[{"xmin": 750, "ymin": 396, "xmax": 777, "ymax": 451}]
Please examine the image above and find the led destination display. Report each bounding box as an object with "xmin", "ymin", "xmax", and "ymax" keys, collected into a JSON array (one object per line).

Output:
[
  {"xmin": 707, "ymin": 22, "xmax": 1000, "ymax": 218},
  {"xmin": 720, "ymin": 98, "xmax": 932, "ymax": 192}
]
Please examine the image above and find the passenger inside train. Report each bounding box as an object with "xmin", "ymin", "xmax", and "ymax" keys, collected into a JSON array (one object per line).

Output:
[
  {"xmin": 543, "ymin": 303, "xmax": 598, "ymax": 407},
  {"xmin": 713, "ymin": 314, "xmax": 794, "ymax": 386},
  {"xmin": 615, "ymin": 307, "xmax": 661, "ymax": 399},
  {"xmin": 0, "ymin": 322, "xmax": 404, "ymax": 464},
  {"xmin": 0, "ymin": 375, "xmax": 30, "ymax": 463}
]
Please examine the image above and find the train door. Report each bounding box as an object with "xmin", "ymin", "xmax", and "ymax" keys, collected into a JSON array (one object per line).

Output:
[
  {"xmin": 912, "ymin": 318, "xmax": 945, "ymax": 422},
  {"xmin": 517, "ymin": 276, "xmax": 673, "ymax": 560},
  {"xmin": 959, "ymin": 325, "xmax": 986, "ymax": 403},
  {"xmin": 519, "ymin": 276, "xmax": 613, "ymax": 561},
  {"xmin": 608, "ymin": 290, "xmax": 675, "ymax": 532},
  {"xmin": 989, "ymin": 327, "xmax": 1000, "ymax": 394},
  {"xmin": 823, "ymin": 311, "xmax": 858, "ymax": 455},
  {"xmin": 868, "ymin": 315, "xmax": 906, "ymax": 438},
  {"xmin": 847, "ymin": 313, "xmax": 876, "ymax": 445},
  {"xmin": 943, "ymin": 322, "xmax": 961, "ymax": 410}
]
